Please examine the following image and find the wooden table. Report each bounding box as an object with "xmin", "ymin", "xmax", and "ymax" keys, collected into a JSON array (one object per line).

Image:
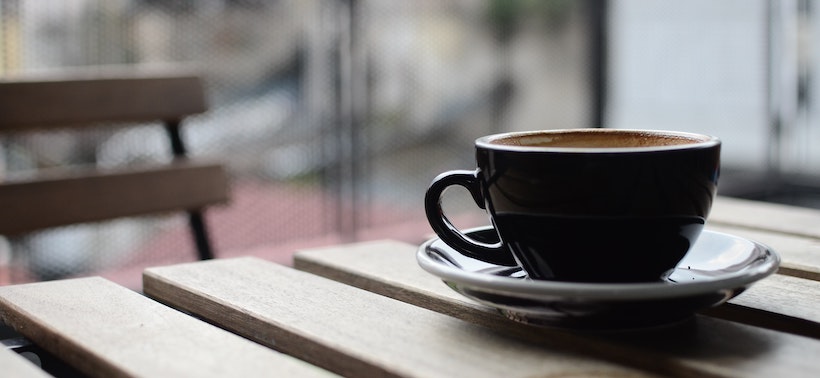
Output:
[{"xmin": 1, "ymin": 196, "xmax": 819, "ymax": 377}]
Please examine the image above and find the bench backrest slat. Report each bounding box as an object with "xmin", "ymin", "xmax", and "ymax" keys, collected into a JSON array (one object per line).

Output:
[
  {"xmin": 0, "ymin": 72, "xmax": 206, "ymax": 131},
  {"xmin": 0, "ymin": 162, "xmax": 228, "ymax": 235}
]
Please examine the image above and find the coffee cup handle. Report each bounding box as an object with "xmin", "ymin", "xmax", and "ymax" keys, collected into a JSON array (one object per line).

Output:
[{"xmin": 424, "ymin": 170, "xmax": 518, "ymax": 266}]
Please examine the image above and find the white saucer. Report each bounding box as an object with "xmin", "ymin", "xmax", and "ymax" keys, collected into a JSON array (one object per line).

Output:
[{"xmin": 417, "ymin": 226, "xmax": 780, "ymax": 330}]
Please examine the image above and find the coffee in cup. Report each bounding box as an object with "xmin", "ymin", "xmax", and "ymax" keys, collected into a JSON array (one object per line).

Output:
[{"xmin": 424, "ymin": 129, "xmax": 721, "ymax": 283}]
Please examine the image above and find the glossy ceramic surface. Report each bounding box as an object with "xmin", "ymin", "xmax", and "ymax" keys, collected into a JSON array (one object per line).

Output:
[
  {"xmin": 417, "ymin": 226, "xmax": 780, "ymax": 330},
  {"xmin": 425, "ymin": 129, "xmax": 721, "ymax": 282}
]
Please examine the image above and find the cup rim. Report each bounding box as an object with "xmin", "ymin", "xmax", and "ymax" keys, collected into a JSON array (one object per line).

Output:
[{"xmin": 476, "ymin": 128, "xmax": 720, "ymax": 153}]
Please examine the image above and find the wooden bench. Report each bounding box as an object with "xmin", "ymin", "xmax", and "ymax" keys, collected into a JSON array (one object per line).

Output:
[{"xmin": 0, "ymin": 66, "xmax": 228, "ymax": 263}]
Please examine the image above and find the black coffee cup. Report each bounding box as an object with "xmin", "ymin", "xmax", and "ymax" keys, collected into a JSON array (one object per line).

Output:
[{"xmin": 425, "ymin": 129, "xmax": 721, "ymax": 282}]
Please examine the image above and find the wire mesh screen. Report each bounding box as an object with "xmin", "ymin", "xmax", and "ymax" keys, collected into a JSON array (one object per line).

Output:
[{"xmin": 0, "ymin": 0, "xmax": 590, "ymax": 286}]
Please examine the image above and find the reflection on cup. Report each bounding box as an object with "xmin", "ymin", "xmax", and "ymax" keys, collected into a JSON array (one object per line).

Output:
[{"xmin": 425, "ymin": 128, "xmax": 721, "ymax": 283}]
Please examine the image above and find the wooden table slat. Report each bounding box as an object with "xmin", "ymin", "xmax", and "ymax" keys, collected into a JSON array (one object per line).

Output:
[
  {"xmin": 708, "ymin": 223, "xmax": 820, "ymax": 281},
  {"xmin": 711, "ymin": 196, "xmax": 820, "ymax": 241},
  {"xmin": 0, "ymin": 346, "xmax": 52, "ymax": 378},
  {"xmin": 293, "ymin": 239, "xmax": 820, "ymax": 339},
  {"xmin": 294, "ymin": 241, "xmax": 820, "ymax": 377},
  {"xmin": 147, "ymin": 256, "xmax": 819, "ymax": 378},
  {"xmin": 0, "ymin": 277, "xmax": 334, "ymax": 378},
  {"xmin": 144, "ymin": 257, "xmax": 658, "ymax": 378}
]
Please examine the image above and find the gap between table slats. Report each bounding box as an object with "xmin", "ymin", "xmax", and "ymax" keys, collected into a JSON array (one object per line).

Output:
[
  {"xmin": 147, "ymin": 256, "xmax": 819, "ymax": 378},
  {"xmin": 707, "ymin": 223, "xmax": 820, "ymax": 282},
  {"xmin": 0, "ymin": 277, "xmax": 334, "ymax": 378},
  {"xmin": 144, "ymin": 258, "xmax": 670, "ymax": 378},
  {"xmin": 293, "ymin": 239, "xmax": 820, "ymax": 342}
]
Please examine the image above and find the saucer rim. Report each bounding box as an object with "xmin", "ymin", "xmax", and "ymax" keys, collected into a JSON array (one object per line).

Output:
[{"xmin": 417, "ymin": 227, "xmax": 780, "ymax": 301}]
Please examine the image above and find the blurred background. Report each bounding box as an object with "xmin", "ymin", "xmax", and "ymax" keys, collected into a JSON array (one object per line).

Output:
[{"xmin": 1, "ymin": 0, "xmax": 818, "ymax": 286}]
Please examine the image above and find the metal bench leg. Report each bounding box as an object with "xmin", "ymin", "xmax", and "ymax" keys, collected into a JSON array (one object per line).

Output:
[
  {"xmin": 165, "ymin": 120, "xmax": 216, "ymax": 261},
  {"xmin": 188, "ymin": 211, "xmax": 214, "ymax": 260}
]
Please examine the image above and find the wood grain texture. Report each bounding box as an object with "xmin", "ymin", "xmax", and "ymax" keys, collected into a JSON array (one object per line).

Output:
[
  {"xmin": 0, "ymin": 162, "xmax": 228, "ymax": 235},
  {"xmin": 293, "ymin": 241, "xmax": 820, "ymax": 377},
  {"xmin": 0, "ymin": 66, "xmax": 227, "ymax": 261},
  {"xmin": 0, "ymin": 346, "xmax": 52, "ymax": 378},
  {"xmin": 0, "ymin": 277, "xmax": 333, "ymax": 378},
  {"xmin": 294, "ymin": 240, "xmax": 820, "ymax": 335},
  {"xmin": 711, "ymin": 196, "xmax": 820, "ymax": 240},
  {"xmin": 144, "ymin": 257, "xmax": 655, "ymax": 378},
  {"xmin": 702, "ymin": 274, "xmax": 820, "ymax": 338},
  {"xmin": 0, "ymin": 69, "xmax": 206, "ymax": 130},
  {"xmin": 707, "ymin": 223, "xmax": 820, "ymax": 281}
]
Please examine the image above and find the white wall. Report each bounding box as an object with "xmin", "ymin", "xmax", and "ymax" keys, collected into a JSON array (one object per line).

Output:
[{"xmin": 608, "ymin": 0, "xmax": 769, "ymax": 168}]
